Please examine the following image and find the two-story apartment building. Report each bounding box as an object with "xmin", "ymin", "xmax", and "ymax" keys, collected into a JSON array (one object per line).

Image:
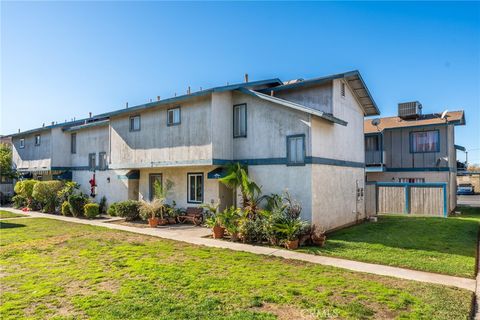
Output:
[
  {"xmin": 364, "ymin": 102, "xmax": 465, "ymax": 214},
  {"xmin": 9, "ymin": 70, "xmax": 379, "ymax": 230}
]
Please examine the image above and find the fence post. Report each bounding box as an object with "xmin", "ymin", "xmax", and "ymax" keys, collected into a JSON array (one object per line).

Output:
[{"xmin": 404, "ymin": 184, "xmax": 410, "ymax": 214}]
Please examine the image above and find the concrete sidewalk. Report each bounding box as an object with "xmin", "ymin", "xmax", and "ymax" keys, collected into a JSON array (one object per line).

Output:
[{"xmin": 1, "ymin": 207, "xmax": 476, "ymax": 292}]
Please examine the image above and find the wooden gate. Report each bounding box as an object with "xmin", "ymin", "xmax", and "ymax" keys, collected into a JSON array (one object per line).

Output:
[{"xmin": 373, "ymin": 182, "xmax": 447, "ymax": 217}]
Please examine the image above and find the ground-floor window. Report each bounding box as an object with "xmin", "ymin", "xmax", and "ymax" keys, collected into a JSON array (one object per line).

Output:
[
  {"xmin": 187, "ymin": 173, "xmax": 203, "ymax": 203},
  {"xmin": 398, "ymin": 178, "xmax": 425, "ymax": 183}
]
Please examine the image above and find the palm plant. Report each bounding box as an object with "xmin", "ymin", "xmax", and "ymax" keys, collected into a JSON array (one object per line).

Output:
[
  {"xmin": 220, "ymin": 162, "xmax": 266, "ymax": 215},
  {"xmin": 219, "ymin": 162, "xmax": 246, "ymax": 208},
  {"xmin": 139, "ymin": 198, "xmax": 164, "ymax": 220},
  {"xmin": 272, "ymin": 218, "xmax": 308, "ymax": 242}
]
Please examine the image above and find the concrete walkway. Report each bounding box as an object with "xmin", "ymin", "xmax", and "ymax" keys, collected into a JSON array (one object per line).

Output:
[{"xmin": 0, "ymin": 207, "xmax": 476, "ymax": 292}]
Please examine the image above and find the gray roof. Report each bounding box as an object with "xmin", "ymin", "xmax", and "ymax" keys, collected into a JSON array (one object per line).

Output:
[{"xmin": 6, "ymin": 71, "xmax": 379, "ymax": 136}]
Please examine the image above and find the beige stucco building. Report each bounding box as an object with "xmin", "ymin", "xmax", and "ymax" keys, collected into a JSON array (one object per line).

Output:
[{"xmin": 9, "ymin": 71, "xmax": 379, "ymax": 231}]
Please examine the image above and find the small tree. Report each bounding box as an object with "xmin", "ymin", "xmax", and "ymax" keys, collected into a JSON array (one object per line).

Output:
[{"xmin": 0, "ymin": 143, "xmax": 16, "ymax": 181}]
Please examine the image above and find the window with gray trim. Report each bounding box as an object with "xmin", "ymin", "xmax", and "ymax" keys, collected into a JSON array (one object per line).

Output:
[
  {"xmin": 34, "ymin": 134, "xmax": 41, "ymax": 146},
  {"xmin": 98, "ymin": 152, "xmax": 107, "ymax": 170},
  {"xmin": 130, "ymin": 115, "xmax": 141, "ymax": 131},
  {"xmin": 287, "ymin": 135, "xmax": 305, "ymax": 165},
  {"xmin": 19, "ymin": 138, "xmax": 25, "ymax": 149},
  {"xmin": 88, "ymin": 153, "xmax": 96, "ymax": 170},
  {"xmin": 71, "ymin": 133, "xmax": 77, "ymax": 154},
  {"xmin": 167, "ymin": 107, "xmax": 181, "ymax": 126},
  {"xmin": 187, "ymin": 173, "xmax": 203, "ymax": 203},
  {"xmin": 233, "ymin": 103, "xmax": 247, "ymax": 137}
]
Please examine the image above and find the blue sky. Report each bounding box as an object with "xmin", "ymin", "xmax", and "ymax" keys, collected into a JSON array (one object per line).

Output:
[{"xmin": 1, "ymin": 1, "xmax": 479, "ymax": 163}]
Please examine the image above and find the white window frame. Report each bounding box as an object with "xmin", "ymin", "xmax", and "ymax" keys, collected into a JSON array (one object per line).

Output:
[
  {"xmin": 130, "ymin": 115, "xmax": 141, "ymax": 132},
  {"xmin": 187, "ymin": 173, "xmax": 203, "ymax": 203},
  {"xmin": 167, "ymin": 107, "xmax": 181, "ymax": 126},
  {"xmin": 233, "ymin": 103, "xmax": 247, "ymax": 138},
  {"xmin": 19, "ymin": 138, "xmax": 25, "ymax": 149},
  {"xmin": 287, "ymin": 135, "xmax": 305, "ymax": 166}
]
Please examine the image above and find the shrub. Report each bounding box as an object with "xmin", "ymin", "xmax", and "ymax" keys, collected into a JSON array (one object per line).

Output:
[
  {"xmin": 14, "ymin": 179, "xmax": 38, "ymax": 208},
  {"xmin": 68, "ymin": 193, "xmax": 88, "ymax": 217},
  {"xmin": 61, "ymin": 201, "xmax": 71, "ymax": 216},
  {"xmin": 272, "ymin": 218, "xmax": 309, "ymax": 243},
  {"xmin": 99, "ymin": 196, "xmax": 107, "ymax": 214},
  {"xmin": 115, "ymin": 200, "xmax": 140, "ymax": 221},
  {"xmin": 107, "ymin": 203, "xmax": 118, "ymax": 216},
  {"xmin": 239, "ymin": 218, "xmax": 268, "ymax": 244},
  {"xmin": 33, "ymin": 180, "xmax": 64, "ymax": 213},
  {"xmin": 12, "ymin": 194, "xmax": 26, "ymax": 208},
  {"xmin": 84, "ymin": 203, "xmax": 100, "ymax": 219},
  {"xmin": 57, "ymin": 181, "xmax": 80, "ymax": 203}
]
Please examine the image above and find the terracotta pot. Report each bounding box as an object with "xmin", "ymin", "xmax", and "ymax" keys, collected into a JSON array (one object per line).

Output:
[
  {"xmin": 312, "ymin": 235, "xmax": 326, "ymax": 247},
  {"xmin": 148, "ymin": 217, "xmax": 159, "ymax": 228},
  {"xmin": 158, "ymin": 218, "xmax": 168, "ymax": 226},
  {"xmin": 212, "ymin": 226, "xmax": 225, "ymax": 239},
  {"xmin": 285, "ymin": 239, "xmax": 299, "ymax": 250},
  {"xmin": 167, "ymin": 217, "xmax": 177, "ymax": 224}
]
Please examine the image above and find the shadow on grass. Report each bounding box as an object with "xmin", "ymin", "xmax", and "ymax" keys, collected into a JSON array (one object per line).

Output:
[{"xmin": 0, "ymin": 221, "xmax": 26, "ymax": 229}]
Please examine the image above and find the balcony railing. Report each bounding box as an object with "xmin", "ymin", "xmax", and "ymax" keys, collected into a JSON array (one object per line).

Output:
[{"xmin": 366, "ymin": 150, "xmax": 384, "ymax": 166}]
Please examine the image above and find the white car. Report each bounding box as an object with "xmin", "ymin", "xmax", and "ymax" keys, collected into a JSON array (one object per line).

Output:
[{"xmin": 457, "ymin": 183, "xmax": 475, "ymax": 195}]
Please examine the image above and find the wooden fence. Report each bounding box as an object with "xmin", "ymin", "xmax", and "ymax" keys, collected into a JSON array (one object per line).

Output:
[{"xmin": 366, "ymin": 182, "xmax": 447, "ymax": 217}]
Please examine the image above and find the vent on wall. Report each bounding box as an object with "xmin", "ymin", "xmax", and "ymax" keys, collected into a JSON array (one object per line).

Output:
[{"xmin": 398, "ymin": 101, "xmax": 422, "ymax": 119}]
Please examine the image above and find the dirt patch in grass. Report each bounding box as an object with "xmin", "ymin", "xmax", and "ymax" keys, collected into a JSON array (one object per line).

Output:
[
  {"xmin": 109, "ymin": 219, "xmax": 150, "ymax": 228},
  {"xmin": 253, "ymin": 303, "xmax": 317, "ymax": 319}
]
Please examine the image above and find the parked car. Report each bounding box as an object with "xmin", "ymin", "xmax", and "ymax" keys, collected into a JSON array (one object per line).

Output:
[{"xmin": 457, "ymin": 183, "xmax": 475, "ymax": 195}]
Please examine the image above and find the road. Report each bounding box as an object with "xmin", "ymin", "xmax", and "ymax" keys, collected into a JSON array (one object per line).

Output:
[{"xmin": 458, "ymin": 195, "xmax": 480, "ymax": 208}]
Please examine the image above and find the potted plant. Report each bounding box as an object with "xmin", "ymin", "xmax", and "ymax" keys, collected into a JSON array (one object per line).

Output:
[
  {"xmin": 139, "ymin": 199, "xmax": 163, "ymax": 227},
  {"xmin": 202, "ymin": 201, "xmax": 225, "ymax": 238},
  {"xmin": 311, "ymin": 225, "xmax": 327, "ymax": 247},
  {"xmin": 221, "ymin": 206, "xmax": 242, "ymax": 241},
  {"xmin": 165, "ymin": 201, "xmax": 179, "ymax": 224},
  {"xmin": 205, "ymin": 214, "xmax": 225, "ymax": 239},
  {"xmin": 273, "ymin": 218, "xmax": 308, "ymax": 250}
]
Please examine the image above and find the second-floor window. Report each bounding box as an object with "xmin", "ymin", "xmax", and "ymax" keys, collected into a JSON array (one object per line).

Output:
[
  {"xmin": 287, "ymin": 135, "xmax": 305, "ymax": 165},
  {"xmin": 99, "ymin": 152, "xmax": 107, "ymax": 170},
  {"xmin": 19, "ymin": 138, "xmax": 25, "ymax": 149},
  {"xmin": 130, "ymin": 115, "xmax": 141, "ymax": 132},
  {"xmin": 365, "ymin": 135, "xmax": 379, "ymax": 151},
  {"xmin": 71, "ymin": 133, "xmax": 77, "ymax": 154},
  {"xmin": 88, "ymin": 153, "xmax": 96, "ymax": 170},
  {"xmin": 35, "ymin": 134, "xmax": 41, "ymax": 146},
  {"xmin": 233, "ymin": 103, "xmax": 247, "ymax": 138},
  {"xmin": 167, "ymin": 107, "xmax": 181, "ymax": 126},
  {"xmin": 411, "ymin": 130, "xmax": 439, "ymax": 153}
]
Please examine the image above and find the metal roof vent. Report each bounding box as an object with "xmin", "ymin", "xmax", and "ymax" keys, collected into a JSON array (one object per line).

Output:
[{"xmin": 398, "ymin": 101, "xmax": 422, "ymax": 119}]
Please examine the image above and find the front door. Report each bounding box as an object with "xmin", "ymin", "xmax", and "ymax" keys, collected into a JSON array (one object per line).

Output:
[
  {"xmin": 149, "ymin": 174, "xmax": 162, "ymax": 201},
  {"xmin": 218, "ymin": 182, "xmax": 233, "ymax": 212}
]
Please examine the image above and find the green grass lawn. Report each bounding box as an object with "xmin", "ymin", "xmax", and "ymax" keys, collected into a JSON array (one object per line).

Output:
[
  {"xmin": 0, "ymin": 210, "xmax": 27, "ymax": 219},
  {"xmin": 302, "ymin": 206, "xmax": 480, "ymax": 278},
  {"xmin": 0, "ymin": 218, "xmax": 473, "ymax": 319}
]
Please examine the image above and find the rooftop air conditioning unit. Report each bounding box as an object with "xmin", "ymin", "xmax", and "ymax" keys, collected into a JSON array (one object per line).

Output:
[{"xmin": 398, "ymin": 101, "xmax": 422, "ymax": 119}]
